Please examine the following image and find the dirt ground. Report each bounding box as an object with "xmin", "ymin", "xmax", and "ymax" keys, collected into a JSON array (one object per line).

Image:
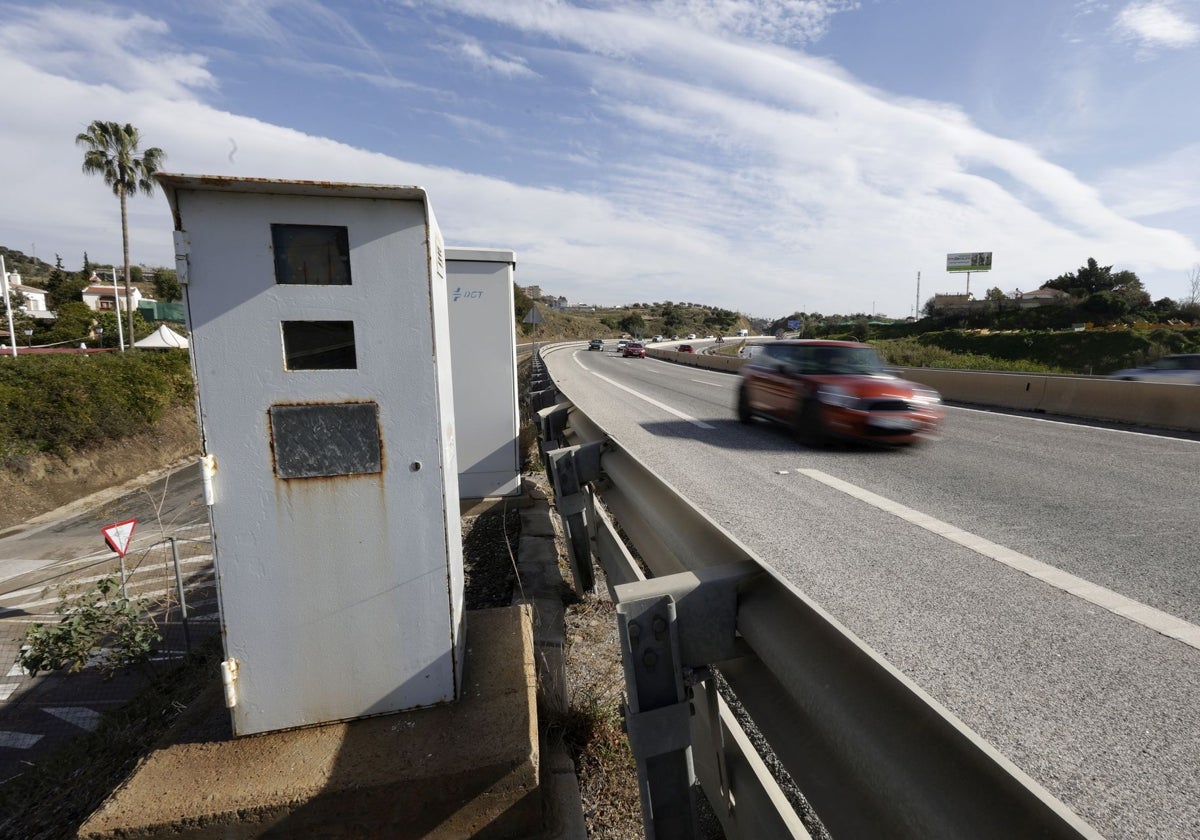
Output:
[{"xmin": 0, "ymin": 404, "xmax": 201, "ymax": 531}]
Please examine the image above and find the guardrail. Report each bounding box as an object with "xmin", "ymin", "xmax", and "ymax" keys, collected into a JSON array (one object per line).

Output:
[
  {"xmin": 644, "ymin": 344, "xmax": 1200, "ymax": 432},
  {"xmin": 532, "ymin": 343, "xmax": 1102, "ymax": 840}
]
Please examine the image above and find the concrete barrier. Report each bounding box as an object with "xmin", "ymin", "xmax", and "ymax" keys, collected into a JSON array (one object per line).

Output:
[
  {"xmin": 895, "ymin": 369, "xmax": 1048, "ymax": 413},
  {"xmin": 643, "ymin": 347, "xmax": 1200, "ymax": 433}
]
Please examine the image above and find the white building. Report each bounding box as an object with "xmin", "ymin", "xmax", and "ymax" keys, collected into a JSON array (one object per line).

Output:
[{"xmin": 82, "ymin": 273, "xmax": 144, "ymax": 312}]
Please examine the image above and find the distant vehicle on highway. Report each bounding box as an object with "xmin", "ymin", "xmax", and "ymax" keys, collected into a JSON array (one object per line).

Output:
[
  {"xmin": 588, "ymin": 338, "xmax": 604, "ymax": 351},
  {"xmin": 616, "ymin": 339, "xmax": 630, "ymax": 352},
  {"xmin": 1108, "ymin": 354, "xmax": 1200, "ymax": 384},
  {"xmin": 678, "ymin": 344, "xmax": 695, "ymax": 353},
  {"xmin": 622, "ymin": 342, "xmax": 646, "ymax": 358},
  {"xmin": 686, "ymin": 333, "xmax": 697, "ymax": 340},
  {"xmin": 736, "ymin": 339, "xmax": 943, "ymax": 446},
  {"xmin": 651, "ymin": 335, "xmax": 663, "ymax": 343}
]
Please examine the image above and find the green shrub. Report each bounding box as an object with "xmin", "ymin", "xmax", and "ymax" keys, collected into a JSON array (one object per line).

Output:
[{"xmin": 0, "ymin": 351, "xmax": 193, "ymax": 458}]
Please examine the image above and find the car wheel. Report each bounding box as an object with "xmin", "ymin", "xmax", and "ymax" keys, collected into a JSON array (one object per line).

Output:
[
  {"xmin": 736, "ymin": 384, "xmax": 753, "ymax": 424},
  {"xmin": 793, "ymin": 398, "xmax": 826, "ymax": 446}
]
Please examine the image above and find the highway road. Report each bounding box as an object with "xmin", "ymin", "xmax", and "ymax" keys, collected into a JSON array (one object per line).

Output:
[{"xmin": 544, "ymin": 341, "xmax": 1200, "ymax": 840}]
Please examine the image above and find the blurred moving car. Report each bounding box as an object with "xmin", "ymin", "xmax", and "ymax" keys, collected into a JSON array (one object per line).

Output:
[
  {"xmin": 622, "ymin": 341, "xmax": 646, "ymax": 358},
  {"xmin": 1108, "ymin": 354, "xmax": 1200, "ymax": 384},
  {"xmin": 736, "ymin": 339, "xmax": 943, "ymax": 445},
  {"xmin": 616, "ymin": 339, "xmax": 630, "ymax": 352},
  {"xmin": 686, "ymin": 333, "xmax": 697, "ymax": 340},
  {"xmin": 678, "ymin": 344, "xmax": 695, "ymax": 353},
  {"xmin": 588, "ymin": 338, "xmax": 604, "ymax": 351}
]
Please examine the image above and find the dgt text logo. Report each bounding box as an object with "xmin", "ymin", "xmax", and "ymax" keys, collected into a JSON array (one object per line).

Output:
[{"xmin": 452, "ymin": 287, "xmax": 484, "ymax": 302}]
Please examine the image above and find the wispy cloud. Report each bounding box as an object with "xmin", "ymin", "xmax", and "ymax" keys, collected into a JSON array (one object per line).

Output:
[
  {"xmin": 1113, "ymin": 1, "xmax": 1200, "ymax": 50},
  {"xmin": 640, "ymin": 0, "xmax": 860, "ymax": 46},
  {"xmin": 0, "ymin": 5, "xmax": 213, "ymax": 100},
  {"xmin": 0, "ymin": 2, "xmax": 1197, "ymax": 314},
  {"xmin": 453, "ymin": 38, "xmax": 539, "ymax": 79}
]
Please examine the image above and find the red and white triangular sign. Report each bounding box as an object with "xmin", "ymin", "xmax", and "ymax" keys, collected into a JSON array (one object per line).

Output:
[{"xmin": 101, "ymin": 518, "xmax": 137, "ymax": 557}]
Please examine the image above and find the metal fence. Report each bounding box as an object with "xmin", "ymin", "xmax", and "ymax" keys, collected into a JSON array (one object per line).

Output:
[
  {"xmin": 0, "ymin": 524, "xmax": 217, "ymax": 783},
  {"xmin": 533, "ymin": 343, "xmax": 1103, "ymax": 840}
]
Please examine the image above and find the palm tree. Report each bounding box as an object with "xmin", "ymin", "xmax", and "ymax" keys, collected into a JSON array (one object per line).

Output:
[{"xmin": 75, "ymin": 121, "xmax": 165, "ymax": 343}]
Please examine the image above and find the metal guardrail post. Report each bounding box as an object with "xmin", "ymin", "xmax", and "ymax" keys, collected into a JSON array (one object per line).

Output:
[
  {"xmin": 617, "ymin": 593, "xmax": 697, "ymax": 839},
  {"xmin": 530, "ymin": 349, "xmax": 557, "ymax": 411},
  {"xmin": 535, "ymin": 403, "xmax": 571, "ymax": 459},
  {"xmin": 545, "ymin": 442, "xmax": 603, "ymax": 595},
  {"xmin": 614, "ymin": 565, "xmax": 756, "ymax": 840}
]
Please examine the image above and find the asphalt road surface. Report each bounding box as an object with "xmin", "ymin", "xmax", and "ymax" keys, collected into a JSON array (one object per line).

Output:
[
  {"xmin": 544, "ymin": 341, "xmax": 1200, "ymax": 840},
  {"xmin": 0, "ymin": 463, "xmax": 213, "ymax": 782}
]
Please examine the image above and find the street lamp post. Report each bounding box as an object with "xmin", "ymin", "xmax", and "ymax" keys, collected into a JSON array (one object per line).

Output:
[
  {"xmin": 95, "ymin": 326, "xmax": 104, "ymax": 349},
  {"xmin": 23, "ymin": 329, "xmax": 33, "ymax": 348}
]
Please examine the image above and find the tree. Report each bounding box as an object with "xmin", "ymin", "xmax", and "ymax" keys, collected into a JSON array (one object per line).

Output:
[
  {"xmin": 153, "ymin": 268, "xmax": 182, "ymax": 302},
  {"xmin": 44, "ymin": 254, "xmax": 87, "ymax": 309},
  {"xmin": 1182, "ymin": 265, "xmax": 1200, "ymax": 321},
  {"xmin": 1046, "ymin": 257, "xmax": 1120, "ymax": 296},
  {"xmin": 76, "ymin": 120, "xmax": 165, "ymax": 341},
  {"xmin": 618, "ymin": 313, "xmax": 645, "ymax": 336},
  {"xmin": 42, "ymin": 301, "xmax": 96, "ymax": 345}
]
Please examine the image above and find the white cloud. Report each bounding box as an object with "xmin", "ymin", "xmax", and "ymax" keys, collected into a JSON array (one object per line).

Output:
[
  {"xmin": 1099, "ymin": 143, "xmax": 1200, "ymax": 217},
  {"xmin": 0, "ymin": 6, "xmax": 213, "ymax": 100},
  {"xmin": 1, "ymin": 3, "xmax": 1197, "ymax": 317},
  {"xmin": 454, "ymin": 39, "xmax": 540, "ymax": 79},
  {"xmin": 1114, "ymin": 1, "xmax": 1200, "ymax": 50},
  {"xmin": 639, "ymin": 0, "xmax": 859, "ymax": 45}
]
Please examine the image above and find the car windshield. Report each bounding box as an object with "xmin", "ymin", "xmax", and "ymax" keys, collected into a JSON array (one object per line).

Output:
[
  {"xmin": 772, "ymin": 345, "xmax": 886, "ymax": 374},
  {"xmin": 1151, "ymin": 356, "xmax": 1198, "ymax": 370}
]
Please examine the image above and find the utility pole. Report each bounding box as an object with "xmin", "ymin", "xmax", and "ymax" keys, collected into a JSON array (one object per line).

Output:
[
  {"xmin": 1, "ymin": 256, "xmax": 17, "ymax": 358},
  {"xmin": 915, "ymin": 271, "xmax": 921, "ymax": 319}
]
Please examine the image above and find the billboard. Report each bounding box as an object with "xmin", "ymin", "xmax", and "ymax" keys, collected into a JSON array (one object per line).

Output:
[{"xmin": 947, "ymin": 252, "xmax": 992, "ymax": 272}]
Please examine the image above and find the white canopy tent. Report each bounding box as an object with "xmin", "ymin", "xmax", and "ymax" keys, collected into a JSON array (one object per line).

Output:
[{"xmin": 134, "ymin": 324, "xmax": 189, "ymax": 349}]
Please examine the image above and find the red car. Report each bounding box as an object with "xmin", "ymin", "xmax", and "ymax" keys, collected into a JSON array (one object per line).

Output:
[
  {"xmin": 677, "ymin": 344, "xmax": 695, "ymax": 353},
  {"xmin": 736, "ymin": 340, "xmax": 943, "ymax": 445},
  {"xmin": 622, "ymin": 342, "xmax": 646, "ymax": 358}
]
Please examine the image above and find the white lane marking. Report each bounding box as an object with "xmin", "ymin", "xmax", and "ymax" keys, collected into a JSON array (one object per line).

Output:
[
  {"xmin": 689, "ymin": 378, "xmax": 727, "ymax": 387},
  {"xmin": 0, "ymin": 684, "xmax": 17, "ymax": 701},
  {"xmin": 0, "ymin": 731, "xmax": 42, "ymax": 748},
  {"xmin": 575, "ymin": 357, "xmax": 715, "ymax": 429},
  {"xmin": 45, "ymin": 706, "xmax": 101, "ymax": 732},
  {"xmin": 0, "ymin": 555, "xmax": 214, "ymax": 604},
  {"xmin": 946, "ymin": 404, "xmax": 1200, "ymax": 444},
  {"xmin": 6, "ymin": 663, "xmax": 28, "ymax": 678},
  {"xmin": 799, "ymin": 468, "xmax": 1200, "ymax": 651}
]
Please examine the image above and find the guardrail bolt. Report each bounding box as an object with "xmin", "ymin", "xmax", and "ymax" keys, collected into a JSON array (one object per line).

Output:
[
  {"xmin": 627, "ymin": 620, "xmax": 641, "ymax": 648},
  {"xmin": 652, "ymin": 615, "xmax": 667, "ymax": 639},
  {"xmin": 642, "ymin": 649, "xmax": 658, "ymax": 670}
]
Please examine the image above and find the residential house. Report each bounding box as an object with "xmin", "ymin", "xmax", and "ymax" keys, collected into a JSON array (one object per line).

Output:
[
  {"xmin": 82, "ymin": 273, "xmax": 145, "ymax": 313},
  {"xmin": 3, "ymin": 272, "xmax": 54, "ymax": 322},
  {"xmin": 1015, "ymin": 287, "xmax": 1070, "ymax": 309}
]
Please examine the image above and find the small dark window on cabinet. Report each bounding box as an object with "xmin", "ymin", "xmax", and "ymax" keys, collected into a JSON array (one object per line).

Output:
[
  {"xmin": 271, "ymin": 224, "xmax": 351, "ymax": 285},
  {"xmin": 281, "ymin": 321, "xmax": 357, "ymax": 370}
]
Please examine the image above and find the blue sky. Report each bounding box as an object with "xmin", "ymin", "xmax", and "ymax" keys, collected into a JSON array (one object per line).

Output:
[{"xmin": 1, "ymin": 1, "xmax": 1197, "ymax": 319}]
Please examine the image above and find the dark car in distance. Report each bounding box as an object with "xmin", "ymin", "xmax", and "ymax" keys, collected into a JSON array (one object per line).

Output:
[
  {"xmin": 736, "ymin": 340, "xmax": 943, "ymax": 445},
  {"xmin": 622, "ymin": 341, "xmax": 646, "ymax": 358},
  {"xmin": 1108, "ymin": 354, "xmax": 1200, "ymax": 384},
  {"xmin": 678, "ymin": 344, "xmax": 695, "ymax": 353},
  {"xmin": 588, "ymin": 339, "xmax": 604, "ymax": 351}
]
